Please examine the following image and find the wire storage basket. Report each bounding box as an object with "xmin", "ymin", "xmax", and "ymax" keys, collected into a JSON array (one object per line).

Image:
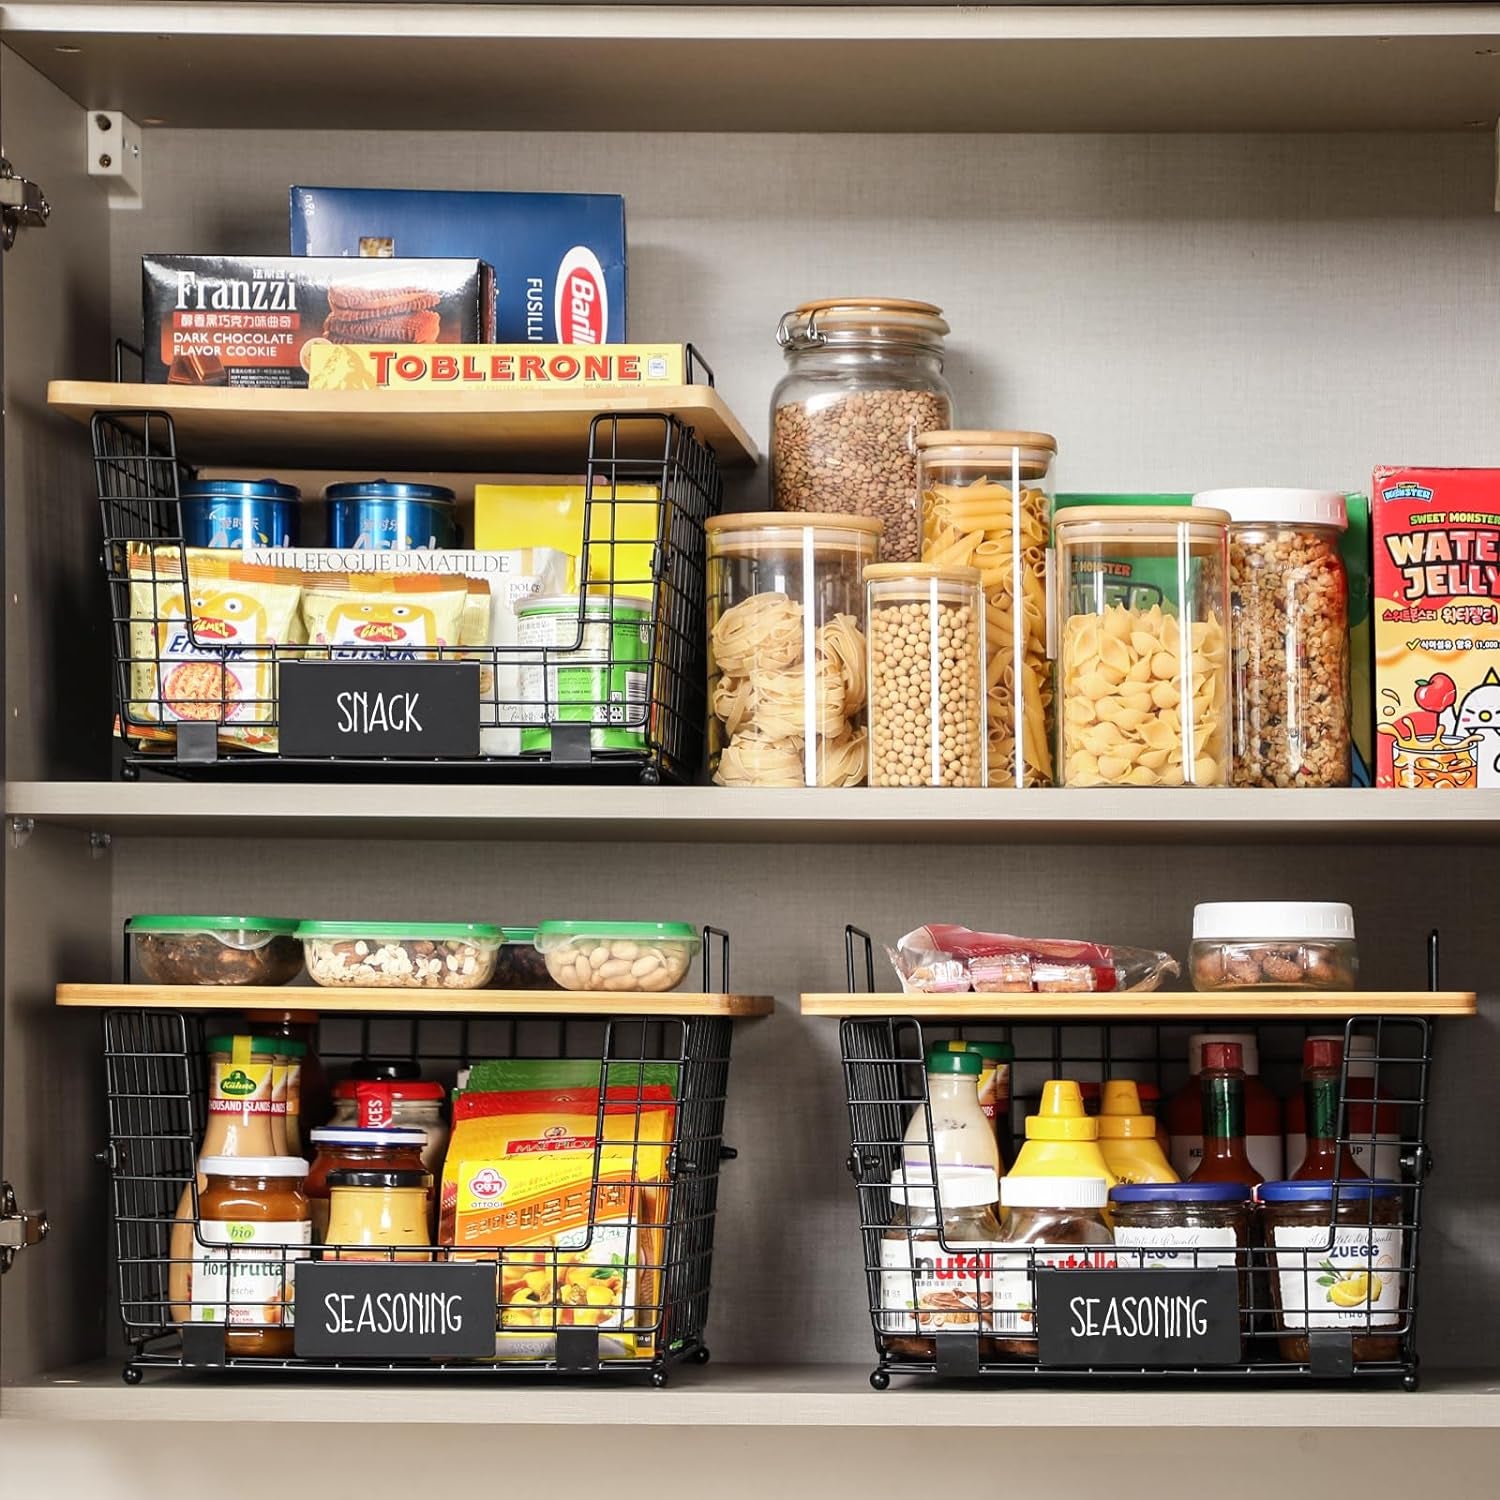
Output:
[
  {"xmin": 837, "ymin": 929, "xmax": 1434, "ymax": 1390},
  {"xmin": 93, "ymin": 401, "xmax": 722, "ymax": 783},
  {"xmin": 103, "ymin": 995, "xmax": 737, "ymax": 1384}
]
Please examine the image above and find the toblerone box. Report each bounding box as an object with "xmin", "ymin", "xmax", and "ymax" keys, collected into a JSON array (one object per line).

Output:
[
  {"xmin": 307, "ymin": 343, "xmax": 688, "ymax": 392},
  {"xmin": 1373, "ymin": 466, "xmax": 1500, "ymax": 789}
]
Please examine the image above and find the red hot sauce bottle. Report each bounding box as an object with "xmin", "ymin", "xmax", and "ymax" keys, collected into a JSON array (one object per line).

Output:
[{"xmin": 1189, "ymin": 1041, "xmax": 1265, "ymax": 1190}]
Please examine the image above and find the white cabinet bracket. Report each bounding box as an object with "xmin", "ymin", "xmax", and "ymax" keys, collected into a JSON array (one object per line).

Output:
[{"xmin": 88, "ymin": 110, "xmax": 143, "ymax": 210}]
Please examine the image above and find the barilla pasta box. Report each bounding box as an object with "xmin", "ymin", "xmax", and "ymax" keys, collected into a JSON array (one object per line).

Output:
[
  {"xmin": 1373, "ymin": 466, "xmax": 1500, "ymax": 788},
  {"xmin": 290, "ymin": 186, "xmax": 626, "ymax": 344}
]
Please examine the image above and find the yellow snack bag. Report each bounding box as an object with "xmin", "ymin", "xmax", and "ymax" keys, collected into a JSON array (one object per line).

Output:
[
  {"xmin": 300, "ymin": 572, "xmax": 468, "ymax": 658},
  {"xmin": 440, "ymin": 1085, "xmax": 676, "ymax": 1360}
]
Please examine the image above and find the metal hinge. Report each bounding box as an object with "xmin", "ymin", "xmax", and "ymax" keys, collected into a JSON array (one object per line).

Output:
[
  {"xmin": 0, "ymin": 158, "xmax": 50, "ymax": 250},
  {"xmin": 0, "ymin": 1182, "xmax": 48, "ymax": 1271}
]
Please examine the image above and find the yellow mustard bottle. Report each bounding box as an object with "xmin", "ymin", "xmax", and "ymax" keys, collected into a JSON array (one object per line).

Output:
[
  {"xmin": 1007, "ymin": 1080, "xmax": 1118, "ymax": 1189},
  {"xmin": 1097, "ymin": 1080, "xmax": 1179, "ymax": 1185}
]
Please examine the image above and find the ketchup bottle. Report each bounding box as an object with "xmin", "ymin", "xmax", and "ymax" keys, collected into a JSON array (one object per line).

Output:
[
  {"xmin": 1188, "ymin": 1041, "xmax": 1265, "ymax": 1189},
  {"xmin": 1290, "ymin": 1037, "xmax": 1365, "ymax": 1181}
]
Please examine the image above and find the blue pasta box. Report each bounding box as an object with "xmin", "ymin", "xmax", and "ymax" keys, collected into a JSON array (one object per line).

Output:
[{"xmin": 289, "ymin": 186, "xmax": 626, "ymax": 345}]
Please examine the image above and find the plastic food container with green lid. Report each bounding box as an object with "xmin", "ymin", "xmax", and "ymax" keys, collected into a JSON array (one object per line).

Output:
[
  {"xmin": 298, "ymin": 921, "xmax": 502, "ymax": 990},
  {"xmin": 534, "ymin": 921, "xmax": 700, "ymax": 993},
  {"xmin": 492, "ymin": 926, "xmax": 559, "ymax": 991},
  {"xmin": 127, "ymin": 915, "xmax": 303, "ymax": 986}
]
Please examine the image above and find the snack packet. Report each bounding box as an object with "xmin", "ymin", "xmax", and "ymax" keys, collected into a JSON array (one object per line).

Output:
[
  {"xmin": 300, "ymin": 572, "xmax": 467, "ymax": 658},
  {"xmin": 888, "ymin": 924, "xmax": 1179, "ymax": 995}
]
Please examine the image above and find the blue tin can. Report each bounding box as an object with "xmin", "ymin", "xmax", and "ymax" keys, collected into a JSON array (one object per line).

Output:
[
  {"xmin": 179, "ymin": 478, "xmax": 300, "ymax": 548},
  {"xmin": 325, "ymin": 481, "xmax": 458, "ymax": 551}
]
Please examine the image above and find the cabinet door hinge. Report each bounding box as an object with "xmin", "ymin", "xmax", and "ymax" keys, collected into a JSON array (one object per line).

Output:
[
  {"xmin": 0, "ymin": 158, "xmax": 50, "ymax": 250},
  {"xmin": 0, "ymin": 1182, "xmax": 48, "ymax": 1271}
]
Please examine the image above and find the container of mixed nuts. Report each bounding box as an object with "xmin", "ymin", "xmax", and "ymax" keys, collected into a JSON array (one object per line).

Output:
[
  {"xmin": 1189, "ymin": 901, "xmax": 1358, "ymax": 991},
  {"xmin": 770, "ymin": 298, "xmax": 954, "ymax": 563},
  {"xmin": 298, "ymin": 921, "xmax": 502, "ymax": 990},
  {"xmin": 128, "ymin": 915, "xmax": 303, "ymax": 986},
  {"xmin": 1196, "ymin": 488, "xmax": 1351, "ymax": 788}
]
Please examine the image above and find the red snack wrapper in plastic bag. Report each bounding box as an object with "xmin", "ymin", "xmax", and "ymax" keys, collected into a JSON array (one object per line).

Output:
[{"xmin": 887, "ymin": 924, "xmax": 1179, "ymax": 995}]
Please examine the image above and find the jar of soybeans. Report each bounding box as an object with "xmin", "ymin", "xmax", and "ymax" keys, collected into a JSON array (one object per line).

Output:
[
  {"xmin": 865, "ymin": 563, "xmax": 986, "ymax": 787},
  {"xmin": 917, "ymin": 431, "xmax": 1056, "ymax": 787},
  {"xmin": 705, "ymin": 513, "xmax": 883, "ymax": 786},
  {"xmin": 1053, "ymin": 506, "xmax": 1231, "ymax": 787}
]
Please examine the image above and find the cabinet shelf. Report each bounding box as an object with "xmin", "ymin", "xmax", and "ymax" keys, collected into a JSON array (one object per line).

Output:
[
  {"xmin": 55, "ymin": 984, "xmax": 773, "ymax": 1018},
  {"xmin": 45, "ymin": 379, "xmax": 757, "ymax": 470},
  {"xmin": 800, "ymin": 991, "xmax": 1477, "ymax": 1019}
]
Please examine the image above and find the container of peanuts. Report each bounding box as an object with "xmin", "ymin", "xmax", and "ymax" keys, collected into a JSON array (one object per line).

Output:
[
  {"xmin": 1053, "ymin": 506, "xmax": 1231, "ymax": 787},
  {"xmin": 706, "ymin": 512, "xmax": 881, "ymax": 787},
  {"xmin": 534, "ymin": 921, "xmax": 701, "ymax": 993},
  {"xmin": 865, "ymin": 562, "xmax": 987, "ymax": 787},
  {"xmin": 917, "ymin": 431, "xmax": 1056, "ymax": 788},
  {"xmin": 770, "ymin": 298, "xmax": 954, "ymax": 562}
]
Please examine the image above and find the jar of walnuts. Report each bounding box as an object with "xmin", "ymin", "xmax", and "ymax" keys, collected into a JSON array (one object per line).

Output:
[
  {"xmin": 865, "ymin": 562, "xmax": 986, "ymax": 787},
  {"xmin": 1195, "ymin": 489, "xmax": 1351, "ymax": 788},
  {"xmin": 771, "ymin": 299, "xmax": 954, "ymax": 563}
]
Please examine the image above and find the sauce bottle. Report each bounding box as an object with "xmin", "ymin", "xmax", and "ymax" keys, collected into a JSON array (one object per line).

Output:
[
  {"xmin": 903, "ymin": 1048, "xmax": 1002, "ymax": 1176},
  {"xmin": 1285, "ymin": 1033, "xmax": 1402, "ymax": 1180},
  {"xmin": 1006, "ymin": 1080, "xmax": 1117, "ymax": 1189},
  {"xmin": 1168, "ymin": 1032, "xmax": 1284, "ymax": 1182},
  {"xmin": 1098, "ymin": 1079, "xmax": 1179, "ymax": 1185},
  {"xmin": 1289, "ymin": 1037, "xmax": 1366, "ymax": 1182},
  {"xmin": 1188, "ymin": 1042, "xmax": 1265, "ymax": 1189}
]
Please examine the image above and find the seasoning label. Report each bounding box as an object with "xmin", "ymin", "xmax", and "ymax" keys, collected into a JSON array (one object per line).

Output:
[
  {"xmin": 192, "ymin": 1219, "xmax": 312, "ymax": 1326},
  {"xmin": 1271, "ymin": 1225, "xmax": 1402, "ymax": 1328},
  {"xmin": 1114, "ymin": 1226, "xmax": 1239, "ymax": 1271},
  {"xmin": 989, "ymin": 1244, "xmax": 1119, "ymax": 1335},
  {"xmin": 878, "ymin": 1237, "xmax": 1001, "ymax": 1334}
]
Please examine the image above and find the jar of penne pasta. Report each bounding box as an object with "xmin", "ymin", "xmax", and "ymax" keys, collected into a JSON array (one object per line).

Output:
[
  {"xmin": 917, "ymin": 431, "xmax": 1056, "ymax": 787},
  {"xmin": 706, "ymin": 513, "xmax": 883, "ymax": 786},
  {"xmin": 865, "ymin": 562, "xmax": 987, "ymax": 787},
  {"xmin": 1053, "ymin": 506, "xmax": 1231, "ymax": 788}
]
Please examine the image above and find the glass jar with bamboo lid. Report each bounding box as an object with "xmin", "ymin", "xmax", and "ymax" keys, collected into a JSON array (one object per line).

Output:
[{"xmin": 917, "ymin": 431, "xmax": 1056, "ymax": 787}]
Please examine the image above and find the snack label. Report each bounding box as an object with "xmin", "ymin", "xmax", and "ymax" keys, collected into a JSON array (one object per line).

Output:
[
  {"xmin": 192, "ymin": 1219, "xmax": 311, "ymax": 1326},
  {"xmin": 878, "ymin": 1238, "xmax": 1002, "ymax": 1334},
  {"xmin": 308, "ymin": 343, "xmax": 685, "ymax": 391},
  {"xmin": 1271, "ymin": 1225, "xmax": 1401, "ymax": 1329},
  {"xmin": 989, "ymin": 1245, "xmax": 1119, "ymax": 1335}
]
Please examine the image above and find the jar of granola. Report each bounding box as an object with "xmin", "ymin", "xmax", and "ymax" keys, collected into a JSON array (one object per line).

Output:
[{"xmin": 1196, "ymin": 489, "xmax": 1351, "ymax": 787}]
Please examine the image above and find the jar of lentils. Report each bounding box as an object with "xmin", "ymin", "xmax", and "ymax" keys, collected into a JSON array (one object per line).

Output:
[
  {"xmin": 1196, "ymin": 489, "xmax": 1351, "ymax": 788},
  {"xmin": 865, "ymin": 562, "xmax": 986, "ymax": 787},
  {"xmin": 771, "ymin": 299, "xmax": 954, "ymax": 563}
]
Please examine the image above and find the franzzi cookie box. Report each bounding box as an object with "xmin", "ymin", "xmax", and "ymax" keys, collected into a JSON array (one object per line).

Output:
[
  {"xmin": 1373, "ymin": 465, "xmax": 1500, "ymax": 788},
  {"xmin": 143, "ymin": 255, "xmax": 495, "ymax": 387},
  {"xmin": 290, "ymin": 186, "xmax": 626, "ymax": 345}
]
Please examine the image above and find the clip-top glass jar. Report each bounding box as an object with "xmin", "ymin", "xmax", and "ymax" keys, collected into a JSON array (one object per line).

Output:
[
  {"xmin": 866, "ymin": 563, "xmax": 986, "ymax": 786},
  {"xmin": 1196, "ymin": 488, "xmax": 1351, "ymax": 788},
  {"xmin": 917, "ymin": 431, "xmax": 1057, "ymax": 787},
  {"xmin": 1053, "ymin": 505, "xmax": 1231, "ymax": 787},
  {"xmin": 771, "ymin": 299, "xmax": 954, "ymax": 563},
  {"xmin": 706, "ymin": 512, "xmax": 883, "ymax": 785}
]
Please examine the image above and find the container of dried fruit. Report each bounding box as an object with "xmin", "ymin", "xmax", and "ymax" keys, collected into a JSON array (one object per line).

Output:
[
  {"xmin": 127, "ymin": 915, "xmax": 303, "ymax": 986},
  {"xmin": 865, "ymin": 562, "xmax": 987, "ymax": 787},
  {"xmin": 917, "ymin": 431, "xmax": 1056, "ymax": 787},
  {"xmin": 1194, "ymin": 488, "xmax": 1351, "ymax": 788},
  {"xmin": 1052, "ymin": 505, "xmax": 1231, "ymax": 787},
  {"xmin": 298, "ymin": 921, "xmax": 502, "ymax": 990},
  {"xmin": 705, "ymin": 512, "xmax": 882, "ymax": 786},
  {"xmin": 770, "ymin": 298, "xmax": 954, "ymax": 563},
  {"xmin": 1190, "ymin": 901, "xmax": 1358, "ymax": 991}
]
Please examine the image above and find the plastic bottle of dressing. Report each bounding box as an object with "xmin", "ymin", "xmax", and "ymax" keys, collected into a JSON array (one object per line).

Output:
[
  {"xmin": 903, "ymin": 1048, "xmax": 1003, "ymax": 1177},
  {"xmin": 1097, "ymin": 1080, "xmax": 1179, "ymax": 1185},
  {"xmin": 1006, "ymin": 1080, "xmax": 1118, "ymax": 1189}
]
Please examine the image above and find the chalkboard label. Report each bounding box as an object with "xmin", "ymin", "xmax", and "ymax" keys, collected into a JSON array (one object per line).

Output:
[
  {"xmin": 294, "ymin": 1261, "xmax": 498, "ymax": 1360},
  {"xmin": 279, "ymin": 660, "xmax": 480, "ymax": 758},
  {"xmin": 1036, "ymin": 1268, "xmax": 1242, "ymax": 1367}
]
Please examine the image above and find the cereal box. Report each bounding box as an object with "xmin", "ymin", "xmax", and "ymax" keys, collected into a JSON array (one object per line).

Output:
[{"xmin": 1373, "ymin": 466, "xmax": 1500, "ymax": 788}]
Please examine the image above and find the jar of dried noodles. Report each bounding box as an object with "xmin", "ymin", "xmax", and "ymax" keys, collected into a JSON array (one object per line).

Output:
[
  {"xmin": 917, "ymin": 431, "xmax": 1056, "ymax": 787},
  {"xmin": 705, "ymin": 513, "xmax": 883, "ymax": 786}
]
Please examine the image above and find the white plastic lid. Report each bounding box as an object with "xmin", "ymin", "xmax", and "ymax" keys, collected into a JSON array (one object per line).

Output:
[
  {"xmin": 1193, "ymin": 488, "xmax": 1348, "ymax": 530},
  {"xmin": 1193, "ymin": 901, "xmax": 1355, "ymax": 942},
  {"xmin": 1188, "ymin": 1032, "xmax": 1260, "ymax": 1076},
  {"xmin": 200, "ymin": 1155, "xmax": 308, "ymax": 1178},
  {"xmin": 890, "ymin": 1165, "xmax": 998, "ymax": 1209},
  {"xmin": 1000, "ymin": 1175, "xmax": 1110, "ymax": 1210}
]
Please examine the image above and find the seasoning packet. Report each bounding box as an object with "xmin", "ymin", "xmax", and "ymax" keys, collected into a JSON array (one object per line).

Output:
[{"xmin": 889, "ymin": 924, "xmax": 1180, "ymax": 995}]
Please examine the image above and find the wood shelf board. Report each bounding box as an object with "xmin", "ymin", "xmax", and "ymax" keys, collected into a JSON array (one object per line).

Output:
[
  {"xmin": 15, "ymin": 783, "xmax": 1500, "ymax": 845},
  {"xmin": 801, "ymin": 991, "xmax": 1477, "ymax": 1019},
  {"xmin": 7, "ymin": 1361, "xmax": 1500, "ymax": 1427},
  {"xmin": 8, "ymin": 7, "xmax": 1500, "ymax": 132},
  {"xmin": 55, "ymin": 983, "xmax": 773, "ymax": 1018},
  {"xmin": 45, "ymin": 381, "xmax": 758, "ymax": 470}
]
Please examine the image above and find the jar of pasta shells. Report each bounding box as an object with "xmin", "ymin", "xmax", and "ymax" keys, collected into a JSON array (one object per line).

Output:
[
  {"xmin": 917, "ymin": 431, "xmax": 1056, "ymax": 787},
  {"xmin": 771, "ymin": 298, "xmax": 954, "ymax": 563},
  {"xmin": 1053, "ymin": 506, "xmax": 1231, "ymax": 787},
  {"xmin": 706, "ymin": 513, "xmax": 882, "ymax": 786},
  {"xmin": 865, "ymin": 562, "xmax": 987, "ymax": 787}
]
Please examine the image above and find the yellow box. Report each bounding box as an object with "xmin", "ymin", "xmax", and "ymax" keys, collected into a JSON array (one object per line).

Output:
[{"xmin": 308, "ymin": 343, "xmax": 688, "ymax": 391}]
